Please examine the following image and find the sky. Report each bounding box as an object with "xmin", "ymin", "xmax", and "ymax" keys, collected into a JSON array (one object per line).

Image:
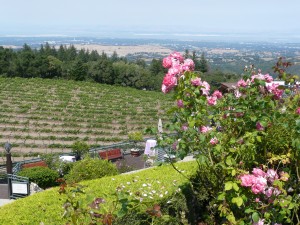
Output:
[{"xmin": 0, "ymin": 0, "xmax": 300, "ymax": 38}]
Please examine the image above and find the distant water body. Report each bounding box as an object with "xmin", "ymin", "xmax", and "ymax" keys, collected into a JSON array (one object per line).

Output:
[{"xmin": 133, "ymin": 33, "xmax": 300, "ymax": 43}]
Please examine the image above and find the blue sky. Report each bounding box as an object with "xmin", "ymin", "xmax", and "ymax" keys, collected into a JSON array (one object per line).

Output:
[{"xmin": 1, "ymin": 0, "xmax": 299, "ymax": 36}]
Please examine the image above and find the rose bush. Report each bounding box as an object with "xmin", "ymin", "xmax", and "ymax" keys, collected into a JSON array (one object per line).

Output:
[{"xmin": 159, "ymin": 52, "xmax": 300, "ymax": 224}]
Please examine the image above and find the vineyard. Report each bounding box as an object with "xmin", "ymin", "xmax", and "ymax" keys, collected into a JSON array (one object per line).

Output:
[{"xmin": 0, "ymin": 77, "xmax": 173, "ymax": 162}]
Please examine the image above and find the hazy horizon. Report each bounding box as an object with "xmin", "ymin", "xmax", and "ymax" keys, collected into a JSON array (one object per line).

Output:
[{"xmin": 1, "ymin": 0, "xmax": 300, "ymax": 42}]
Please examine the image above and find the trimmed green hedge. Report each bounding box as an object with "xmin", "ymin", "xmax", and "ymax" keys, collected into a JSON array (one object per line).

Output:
[
  {"xmin": 0, "ymin": 161, "xmax": 197, "ymax": 224},
  {"xmin": 65, "ymin": 157, "xmax": 119, "ymax": 183},
  {"xmin": 17, "ymin": 166, "xmax": 60, "ymax": 189}
]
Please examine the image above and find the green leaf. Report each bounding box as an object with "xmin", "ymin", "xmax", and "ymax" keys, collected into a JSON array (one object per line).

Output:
[
  {"xmin": 217, "ymin": 192, "xmax": 226, "ymax": 200},
  {"xmin": 232, "ymin": 182, "xmax": 239, "ymax": 191},
  {"xmin": 231, "ymin": 169, "xmax": 236, "ymax": 177},
  {"xmin": 256, "ymin": 136, "xmax": 261, "ymax": 142},
  {"xmin": 252, "ymin": 212, "xmax": 259, "ymax": 222},
  {"xmin": 245, "ymin": 208, "xmax": 254, "ymax": 214},
  {"xmin": 226, "ymin": 157, "xmax": 232, "ymax": 166},
  {"xmin": 117, "ymin": 209, "xmax": 127, "ymax": 218},
  {"xmin": 227, "ymin": 213, "xmax": 236, "ymax": 223},
  {"xmin": 225, "ymin": 181, "xmax": 233, "ymax": 191},
  {"xmin": 235, "ymin": 197, "xmax": 243, "ymax": 207}
]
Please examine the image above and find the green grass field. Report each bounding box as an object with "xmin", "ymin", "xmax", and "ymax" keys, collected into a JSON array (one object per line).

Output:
[{"xmin": 0, "ymin": 77, "xmax": 173, "ymax": 161}]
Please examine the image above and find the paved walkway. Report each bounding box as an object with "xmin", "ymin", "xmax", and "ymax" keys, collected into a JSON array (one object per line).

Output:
[{"xmin": 0, "ymin": 199, "xmax": 14, "ymax": 207}]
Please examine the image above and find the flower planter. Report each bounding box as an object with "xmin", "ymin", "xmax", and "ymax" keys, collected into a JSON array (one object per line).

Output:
[{"xmin": 130, "ymin": 149, "xmax": 140, "ymax": 157}]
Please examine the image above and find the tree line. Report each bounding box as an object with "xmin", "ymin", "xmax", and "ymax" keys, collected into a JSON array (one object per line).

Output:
[{"xmin": 0, "ymin": 43, "xmax": 238, "ymax": 91}]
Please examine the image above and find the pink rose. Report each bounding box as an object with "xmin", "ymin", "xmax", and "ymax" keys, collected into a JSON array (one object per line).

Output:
[
  {"xmin": 256, "ymin": 122, "xmax": 264, "ymax": 131},
  {"xmin": 170, "ymin": 52, "xmax": 184, "ymax": 63},
  {"xmin": 264, "ymin": 187, "xmax": 273, "ymax": 198},
  {"xmin": 207, "ymin": 96, "xmax": 217, "ymax": 106},
  {"xmin": 266, "ymin": 83, "xmax": 283, "ymax": 100},
  {"xmin": 212, "ymin": 90, "xmax": 223, "ymax": 99},
  {"xmin": 296, "ymin": 107, "xmax": 300, "ymax": 115},
  {"xmin": 191, "ymin": 77, "xmax": 202, "ymax": 86},
  {"xmin": 240, "ymin": 174, "xmax": 256, "ymax": 187},
  {"xmin": 209, "ymin": 137, "xmax": 218, "ymax": 145},
  {"xmin": 264, "ymin": 74, "xmax": 273, "ymax": 82},
  {"xmin": 255, "ymin": 198, "xmax": 260, "ymax": 203},
  {"xmin": 251, "ymin": 176, "xmax": 267, "ymax": 194},
  {"xmin": 162, "ymin": 56, "xmax": 173, "ymax": 68},
  {"xmin": 181, "ymin": 123, "xmax": 188, "ymax": 131},
  {"xmin": 168, "ymin": 65, "xmax": 182, "ymax": 76},
  {"xmin": 273, "ymin": 188, "xmax": 281, "ymax": 196},
  {"xmin": 237, "ymin": 79, "xmax": 248, "ymax": 87},
  {"xmin": 234, "ymin": 90, "xmax": 242, "ymax": 98},
  {"xmin": 161, "ymin": 84, "xmax": 171, "ymax": 94},
  {"xmin": 199, "ymin": 126, "xmax": 212, "ymax": 133},
  {"xmin": 182, "ymin": 59, "xmax": 195, "ymax": 71},
  {"xmin": 267, "ymin": 169, "xmax": 279, "ymax": 183},
  {"xmin": 177, "ymin": 99, "xmax": 184, "ymax": 108},
  {"xmin": 162, "ymin": 74, "xmax": 177, "ymax": 86},
  {"xmin": 201, "ymin": 81, "xmax": 210, "ymax": 96},
  {"xmin": 252, "ymin": 168, "xmax": 266, "ymax": 177},
  {"xmin": 235, "ymin": 112, "xmax": 244, "ymax": 118},
  {"xmin": 172, "ymin": 140, "xmax": 178, "ymax": 150},
  {"xmin": 251, "ymin": 74, "xmax": 265, "ymax": 82}
]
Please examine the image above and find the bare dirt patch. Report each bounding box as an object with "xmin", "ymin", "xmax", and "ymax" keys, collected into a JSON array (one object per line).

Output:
[{"xmin": 71, "ymin": 44, "xmax": 173, "ymax": 57}]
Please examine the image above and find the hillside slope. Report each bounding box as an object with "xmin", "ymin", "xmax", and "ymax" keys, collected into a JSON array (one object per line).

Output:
[{"xmin": 0, "ymin": 77, "xmax": 172, "ymax": 162}]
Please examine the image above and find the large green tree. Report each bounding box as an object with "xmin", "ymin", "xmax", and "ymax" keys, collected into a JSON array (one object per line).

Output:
[{"xmin": 198, "ymin": 52, "xmax": 209, "ymax": 73}]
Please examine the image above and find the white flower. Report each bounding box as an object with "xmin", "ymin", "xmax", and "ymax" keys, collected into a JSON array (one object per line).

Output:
[
  {"xmin": 142, "ymin": 183, "xmax": 147, "ymax": 187},
  {"xmin": 159, "ymin": 194, "xmax": 163, "ymax": 198}
]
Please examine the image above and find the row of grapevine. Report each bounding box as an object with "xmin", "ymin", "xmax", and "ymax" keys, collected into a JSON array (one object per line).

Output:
[{"xmin": 0, "ymin": 77, "xmax": 172, "ymax": 162}]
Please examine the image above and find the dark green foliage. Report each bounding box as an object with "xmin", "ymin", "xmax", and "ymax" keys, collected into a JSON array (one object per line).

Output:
[
  {"xmin": 65, "ymin": 157, "xmax": 119, "ymax": 183},
  {"xmin": 71, "ymin": 141, "xmax": 90, "ymax": 159},
  {"xmin": 69, "ymin": 60, "xmax": 88, "ymax": 81},
  {"xmin": 0, "ymin": 44, "xmax": 239, "ymax": 91},
  {"xmin": 198, "ymin": 53, "xmax": 209, "ymax": 73},
  {"xmin": 40, "ymin": 153, "xmax": 74, "ymax": 177},
  {"xmin": 90, "ymin": 57, "xmax": 115, "ymax": 84},
  {"xmin": 264, "ymin": 122, "xmax": 294, "ymax": 155},
  {"xmin": 18, "ymin": 166, "xmax": 59, "ymax": 189}
]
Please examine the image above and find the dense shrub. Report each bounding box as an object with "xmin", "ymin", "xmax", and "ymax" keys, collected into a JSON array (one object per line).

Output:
[
  {"xmin": 40, "ymin": 153, "xmax": 74, "ymax": 177},
  {"xmin": 71, "ymin": 140, "xmax": 90, "ymax": 159},
  {"xmin": 159, "ymin": 52, "xmax": 300, "ymax": 224},
  {"xmin": 0, "ymin": 161, "xmax": 197, "ymax": 224},
  {"xmin": 65, "ymin": 157, "xmax": 119, "ymax": 183},
  {"xmin": 18, "ymin": 166, "xmax": 60, "ymax": 189}
]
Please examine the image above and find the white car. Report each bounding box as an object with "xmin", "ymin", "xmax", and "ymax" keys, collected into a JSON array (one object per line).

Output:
[{"xmin": 59, "ymin": 155, "xmax": 76, "ymax": 162}]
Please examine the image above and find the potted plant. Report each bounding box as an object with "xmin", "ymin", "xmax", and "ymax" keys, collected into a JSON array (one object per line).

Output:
[{"xmin": 128, "ymin": 131, "xmax": 143, "ymax": 157}]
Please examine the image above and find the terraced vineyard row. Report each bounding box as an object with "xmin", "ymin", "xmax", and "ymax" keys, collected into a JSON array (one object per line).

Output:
[{"xmin": 0, "ymin": 77, "xmax": 173, "ymax": 162}]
